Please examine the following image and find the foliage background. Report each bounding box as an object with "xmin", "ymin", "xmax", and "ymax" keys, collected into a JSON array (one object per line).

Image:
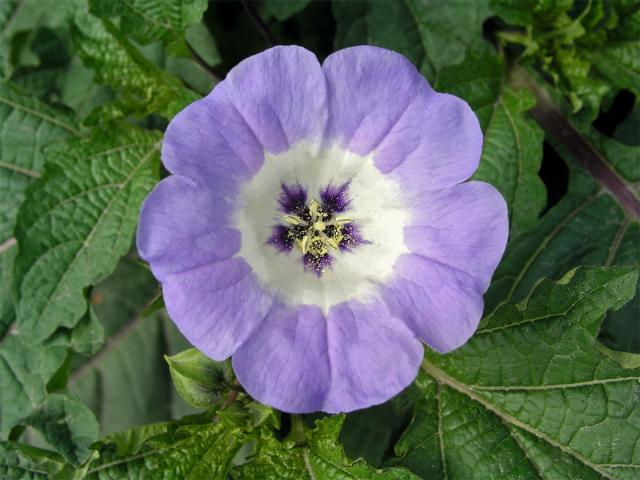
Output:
[{"xmin": 0, "ymin": 0, "xmax": 638, "ymax": 478}]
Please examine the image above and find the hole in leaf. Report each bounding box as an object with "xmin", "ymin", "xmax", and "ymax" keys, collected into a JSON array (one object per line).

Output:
[
  {"xmin": 593, "ymin": 89, "xmax": 635, "ymax": 138},
  {"xmin": 539, "ymin": 141, "xmax": 569, "ymax": 215}
]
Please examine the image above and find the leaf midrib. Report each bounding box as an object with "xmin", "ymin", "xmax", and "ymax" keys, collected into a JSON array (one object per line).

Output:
[
  {"xmin": 422, "ymin": 360, "xmax": 616, "ymax": 480},
  {"xmin": 18, "ymin": 141, "xmax": 159, "ymax": 337}
]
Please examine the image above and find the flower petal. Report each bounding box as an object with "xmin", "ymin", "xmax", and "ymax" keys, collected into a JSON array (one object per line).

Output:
[
  {"xmin": 137, "ymin": 176, "xmax": 240, "ymax": 281},
  {"xmin": 163, "ymin": 46, "xmax": 327, "ymax": 188},
  {"xmin": 232, "ymin": 299, "xmax": 423, "ymax": 413},
  {"xmin": 163, "ymin": 258, "xmax": 275, "ymax": 360},
  {"xmin": 382, "ymin": 182, "xmax": 508, "ymax": 353},
  {"xmin": 322, "ymin": 46, "xmax": 482, "ymax": 191},
  {"xmin": 383, "ymin": 255, "xmax": 485, "ymax": 353},
  {"xmin": 404, "ymin": 181, "xmax": 509, "ymax": 290},
  {"xmin": 233, "ymin": 304, "xmax": 331, "ymax": 413},
  {"xmin": 323, "ymin": 299, "xmax": 423, "ymax": 413}
]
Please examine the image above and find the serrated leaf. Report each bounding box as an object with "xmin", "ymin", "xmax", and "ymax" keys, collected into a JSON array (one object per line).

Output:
[
  {"xmin": 0, "ymin": 336, "xmax": 67, "ymax": 435},
  {"xmin": 395, "ymin": 265, "xmax": 640, "ymax": 479},
  {"xmin": 232, "ymin": 416, "xmax": 419, "ymax": 480},
  {"xmin": 0, "ymin": 81, "xmax": 80, "ymax": 242},
  {"xmin": 437, "ymin": 53, "xmax": 546, "ymax": 239},
  {"xmin": 13, "ymin": 126, "xmax": 160, "ymax": 344},
  {"xmin": 165, "ymin": 348, "xmax": 235, "ymax": 408},
  {"xmin": 0, "ymin": 441, "xmax": 68, "ymax": 479},
  {"xmin": 88, "ymin": 0, "xmax": 208, "ymax": 54},
  {"xmin": 332, "ymin": 0, "xmax": 492, "ymax": 79},
  {"xmin": 72, "ymin": 4, "xmax": 199, "ymax": 120},
  {"xmin": 21, "ymin": 392, "xmax": 99, "ymax": 466},
  {"xmin": 86, "ymin": 421, "xmax": 245, "ymax": 479}
]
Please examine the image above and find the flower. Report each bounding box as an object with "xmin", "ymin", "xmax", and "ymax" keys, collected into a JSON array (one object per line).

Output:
[{"xmin": 137, "ymin": 45, "xmax": 508, "ymax": 413}]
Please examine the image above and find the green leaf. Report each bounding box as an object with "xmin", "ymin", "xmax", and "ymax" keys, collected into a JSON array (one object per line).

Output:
[
  {"xmin": 21, "ymin": 392, "xmax": 99, "ymax": 466},
  {"xmin": 265, "ymin": 0, "xmax": 311, "ymax": 21},
  {"xmin": 0, "ymin": 81, "xmax": 80, "ymax": 242},
  {"xmin": 72, "ymin": 4, "xmax": 199, "ymax": 120},
  {"xmin": 70, "ymin": 254, "xmax": 197, "ymax": 436},
  {"xmin": 13, "ymin": 126, "xmax": 160, "ymax": 344},
  {"xmin": 404, "ymin": 0, "xmax": 493, "ymax": 80},
  {"xmin": 165, "ymin": 348, "xmax": 235, "ymax": 408},
  {"xmin": 0, "ymin": 241, "xmax": 17, "ymax": 337},
  {"xmin": 0, "ymin": 336, "xmax": 67, "ymax": 435},
  {"xmin": 86, "ymin": 420, "xmax": 246, "ymax": 479},
  {"xmin": 395, "ymin": 265, "xmax": 640, "ymax": 479},
  {"xmin": 88, "ymin": 0, "xmax": 208, "ymax": 54},
  {"xmin": 0, "ymin": 441, "xmax": 68, "ymax": 479},
  {"xmin": 436, "ymin": 53, "xmax": 546, "ymax": 239},
  {"xmin": 332, "ymin": 0, "xmax": 424, "ymax": 66},
  {"xmin": 232, "ymin": 416, "xmax": 419, "ymax": 479}
]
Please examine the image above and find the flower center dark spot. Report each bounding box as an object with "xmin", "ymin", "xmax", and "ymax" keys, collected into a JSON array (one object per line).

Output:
[{"xmin": 267, "ymin": 183, "xmax": 366, "ymax": 276}]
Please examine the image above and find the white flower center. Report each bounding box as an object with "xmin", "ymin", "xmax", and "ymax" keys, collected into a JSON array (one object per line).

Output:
[{"xmin": 234, "ymin": 142, "xmax": 410, "ymax": 311}]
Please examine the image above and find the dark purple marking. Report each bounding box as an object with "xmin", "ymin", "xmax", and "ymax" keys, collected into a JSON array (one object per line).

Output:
[
  {"xmin": 320, "ymin": 182, "xmax": 350, "ymax": 214},
  {"xmin": 340, "ymin": 223, "xmax": 367, "ymax": 250},
  {"xmin": 303, "ymin": 253, "xmax": 333, "ymax": 277},
  {"xmin": 266, "ymin": 225, "xmax": 294, "ymax": 251},
  {"xmin": 279, "ymin": 183, "xmax": 307, "ymax": 214}
]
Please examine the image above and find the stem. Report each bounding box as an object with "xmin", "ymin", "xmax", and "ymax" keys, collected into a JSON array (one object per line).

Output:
[
  {"xmin": 511, "ymin": 66, "xmax": 640, "ymax": 220},
  {"xmin": 186, "ymin": 42, "xmax": 221, "ymax": 83},
  {"xmin": 241, "ymin": 0, "xmax": 275, "ymax": 46},
  {"xmin": 285, "ymin": 414, "xmax": 307, "ymax": 446}
]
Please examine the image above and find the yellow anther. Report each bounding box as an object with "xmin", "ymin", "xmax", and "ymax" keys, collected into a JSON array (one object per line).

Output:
[
  {"xmin": 283, "ymin": 214, "xmax": 304, "ymax": 226},
  {"xmin": 333, "ymin": 216, "xmax": 353, "ymax": 225}
]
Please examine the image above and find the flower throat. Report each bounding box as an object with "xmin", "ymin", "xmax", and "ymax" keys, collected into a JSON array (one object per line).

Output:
[{"xmin": 267, "ymin": 183, "xmax": 365, "ymax": 276}]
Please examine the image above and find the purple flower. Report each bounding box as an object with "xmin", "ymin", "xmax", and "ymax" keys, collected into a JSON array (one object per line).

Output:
[{"xmin": 137, "ymin": 46, "xmax": 508, "ymax": 413}]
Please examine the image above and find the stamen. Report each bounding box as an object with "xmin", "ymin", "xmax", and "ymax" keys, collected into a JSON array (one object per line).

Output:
[{"xmin": 272, "ymin": 186, "xmax": 365, "ymax": 276}]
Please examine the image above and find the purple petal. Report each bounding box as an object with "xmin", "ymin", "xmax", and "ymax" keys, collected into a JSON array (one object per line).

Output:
[
  {"xmin": 322, "ymin": 46, "xmax": 482, "ymax": 192},
  {"xmin": 137, "ymin": 176, "xmax": 240, "ymax": 280},
  {"xmin": 162, "ymin": 46, "xmax": 327, "ymax": 193},
  {"xmin": 163, "ymin": 258, "xmax": 275, "ymax": 360},
  {"xmin": 220, "ymin": 45, "xmax": 327, "ymax": 153},
  {"xmin": 404, "ymin": 181, "xmax": 508, "ymax": 290},
  {"xmin": 322, "ymin": 299, "xmax": 423, "ymax": 413},
  {"xmin": 233, "ymin": 299, "xmax": 422, "ymax": 413},
  {"xmin": 232, "ymin": 304, "xmax": 331, "ymax": 413},
  {"xmin": 383, "ymin": 255, "xmax": 485, "ymax": 353},
  {"xmin": 382, "ymin": 182, "xmax": 508, "ymax": 353}
]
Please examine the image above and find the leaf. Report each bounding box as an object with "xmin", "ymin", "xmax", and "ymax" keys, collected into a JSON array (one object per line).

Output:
[
  {"xmin": 86, "ymin": 420, "xmax": 246, "ymax": 479},
  {"xmin": 265, "ymin": 0, "xmax": 311, "ymax": 21},
  {"xmin": 486, "ymin": 74, "xmax": 640, "ymax": 352},
  {"xmin": 0, "ymin": 336, "xmax": 67, "ymax": 435},
  {"xmin": 231, "ymin": 416, "xmax": 419, "ymax": 479},
  {"xmin": 395, "ymin": 265, "xmax": 640, "ymax": 479},
  {"xmin": 0, "ymin": 241, "xmax": 16, "ymax": 337},
  {"xmin": 404, "ymin": 0, "xmax": 493, "ymax": 80},
  {"xmin": 436, "ymin": 53, "xmax": 546, "ymax": 239},
  {"xmin": 13, "ymin": 126, "xmax": 160, "ymax": 344},
  {"xmin": 21, "ymin": 392, "xmax": 99, "ymax": 466},
  {"xmin": 165, "ymin": 348, "xmax": 235, "ymax": 408},
  {"xmin": 70, "ymin": 254, "xmax": 197, "ymax": 436},
  {"xmin": 0, "ymin": 441, "xmax": 68, "ymax": 479},
  {"xmin": 332, "ymin": 0, "xmax": 424, "ymax": 66},
  {"xmin": 0, "ymin": 81, "xmax": 80, "ymax": 242},
  {"xmin": 72, "ymin": 3, "xmax": 199, "ymax": 120},
  {"xmin": 88, "ymin": 0, "xmax": 208, "ymax": 54}
]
